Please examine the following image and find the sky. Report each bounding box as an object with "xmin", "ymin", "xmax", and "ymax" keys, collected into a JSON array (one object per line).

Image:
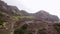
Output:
[{"xmin": 2, "ymin": 0, "xmax": 60, "ymax": 18}]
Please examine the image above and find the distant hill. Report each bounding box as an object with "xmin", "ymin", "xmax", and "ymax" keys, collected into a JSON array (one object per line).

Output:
[{"xmin": 33, "ymin": 10, "xmax": 59, "ymax": 22}]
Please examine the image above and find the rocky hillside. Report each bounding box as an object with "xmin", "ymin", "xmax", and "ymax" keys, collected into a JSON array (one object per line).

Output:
[
  {"xmin": 33, "ymin": 10, "xmax": 59, "ymax": 22},
  {"xmin": 0, "ymin": 0, "xmax": 60, "ymax": 34},
  {"xmin": 0, "ymin": 0, "xmax": 21, "ymax": 16}
]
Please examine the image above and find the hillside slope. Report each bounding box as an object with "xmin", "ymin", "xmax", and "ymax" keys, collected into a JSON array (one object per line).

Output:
[{"xmin": 0, "ymin": 0, "xmax": 60, "ymax": 34}]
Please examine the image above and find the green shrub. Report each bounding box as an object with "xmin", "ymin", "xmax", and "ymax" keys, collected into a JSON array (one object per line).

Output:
[
  {"xmin": 14, "ymin": 24, "xmax": 27, "ymax": 34},
  {"xmin": 0, "ymin": 13, "xmax": 4, "ymax": 16},
  {"xmin": 21, "ymin": 24, "xmax": 28, "ymax": 30},
  {"xmin": 27, "ymin": 31, "xmax": 33, "ymax": 34},
  {"xmin": 38, "ymin": 28, "xmax": 46, "ymax": 34},
  {"xmin": 53, "ymin": 23, "xmax": 60, "ymax": 34},
  {"xmin": 4, "ymin": 30, "xmax": 10, "ymax": 34},
  {"xmin": 0, "ymin": 21, "xmax": 3, "ymax": 25},
  {"xmin": 14, "ymin": 29, "xmax": 33, "ymax": 34},
  {"xmin": 13, "ymin": 16, "xmax": 20, "ymax": 20},
  {"xmin": 14, "ymin": 29, "xmax": 24, "ymax": 34},
  {"xmin": 14, "ymin": 24, "xmax": 33, "ymax": 34}
]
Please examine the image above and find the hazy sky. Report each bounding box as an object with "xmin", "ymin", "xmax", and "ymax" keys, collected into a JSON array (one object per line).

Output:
[{"xmin": 2, "ymin": 0, "xmax": 60, "ymax": 18}]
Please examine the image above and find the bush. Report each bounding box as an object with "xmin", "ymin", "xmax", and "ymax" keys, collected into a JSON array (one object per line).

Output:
[
  {"xmin": 14, "ymin": 24, "xmax": 28, "ymax": 34},
  {"xmin": 53, "ymin": 23, "xmax": 60, "ymax": 34},
  {"xmin": 14, "ymin": 24, "xmax": 33, "ymax": 34},
  {"xmin": 21, "ymin": 24, "xmax": 28, "ymax": 30},
  {"xmin": 14, "ymin": 29, "xmax": 24, "ymax": 34},
  {"xmin": 0, "ymin": 21, "xmax": 3, "ymax": 25},
  {"xmin": 25, "ymin": 31, "xmax": 33, "ymax": 34},
  {"xmin": 14, "ymin": 28, "xmax": 33, "ymax": 34},
  {"xmin": 0, "ymin": 13, "xmax": 4, "ymax": 16},
  {"xmin": 4, "ymin": 30, "xmax": 10, "ymax": 34},
  {"xmin": 38, "ymin": 28, "xmax": 46, "ymax": 34}
]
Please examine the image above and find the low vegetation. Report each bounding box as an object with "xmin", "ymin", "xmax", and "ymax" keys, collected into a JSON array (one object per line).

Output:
[
  {"xmin": 0, "ymin": 13, "xmax": 4, "ymax": 16},
  {"xmin": 38, "ymin": 28, "xmax": 46, "ymax": 34},
  {"xmin": 13, "ymin": 16, "xmax": 34, "ymax": 20},
  {"xmin": 53, "ymin": 23, "xmax": 60, "ymax": 34},
  {"xmin": 14, "ymin": 24, "xmax": 33, "ymax": 34}
]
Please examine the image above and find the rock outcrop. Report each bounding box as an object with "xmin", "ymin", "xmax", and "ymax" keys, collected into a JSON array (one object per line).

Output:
[{"xmin": 34, "ymin": 10, "xmax": 59, "ymax": 22}]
